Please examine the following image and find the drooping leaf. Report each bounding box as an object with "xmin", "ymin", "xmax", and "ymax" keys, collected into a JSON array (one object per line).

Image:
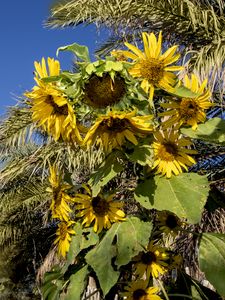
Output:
[
  {"xmin": 134, "ymin": 173, "xmax": 209, "ymax": 223},
  {"xmin": 199, "ymin": 233, "xmax": 225, "ymax": 297},
  {"xmin": 181, "ymin": 118, "xmax": 225, "ymax": 145},
  {"xmin": 85, "ymin": 217, "xmax": 151, "ymax": 296},
  {"xmin": 88, "ymin": 150, "xmax": 126, "ymax": 196},
  {"xmin": 56, "ymin": 43, "xmax": 90, "ymax": 62},
  {"xmin": 64, "ymin": 265, "xmax": 88, "ymax": 300},
  {"xmin": 169, "ymin": 85, "xmax": 200, "ymax": 98}
]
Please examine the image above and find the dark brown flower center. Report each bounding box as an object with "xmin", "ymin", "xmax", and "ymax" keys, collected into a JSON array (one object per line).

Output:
[
  {"xmin": 140, "ymin": 58, "xmax": 164, "ymax": 85},
  {"xmin": 100, "ymin": 117, "xmax": 127, "ymax": 132},
  {"xmin": 158, "ymin": 141, "xmax": 179, "ymax": 161},
  {"xmin": 84, "ymin": 74, "xmax": 126, "ymax": 108},
  {"xmin": 53, "ymin": 187, "xmax": 63, "ymax": 204},
  {"xmin": 165, "ymin": 214, "xmax": 179, "ymax": 229},
  {"xmin": 92, "ymin": 196, "xmax": 110, "ymax": 216},
  {"xmin": 59, "ymin": 223, "xmax": 68, "ymax": 240},
  {"xmin": 179, "ymin": 98, "xmax": 199, "ymax": 120},
  {"xmin": 45, "ymin": 95, "xmax": 68, "ymax": 116},
  {"xmin": 133, "ymin": 289, "xmax": 147, "ymax": 300},
  {"xmin": 141, "ymin": 251, "xmax": 157, "ymax": 264}
]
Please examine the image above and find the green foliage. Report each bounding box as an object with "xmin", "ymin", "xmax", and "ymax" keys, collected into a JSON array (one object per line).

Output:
[
  {"xmin": 64, "ymin": 265, "xmax": 88, "ymax": 300},
  {"xmin": 169, "ymin": 84, "xmax": 200, "ymax": 98},
  {"xmin": 86, "ymin": 217, "xmax": 152, "ymax": 295},
  {"xmin": 56, "ymin": 43, "xmax": 91, "ymax": 62},
  {"xmin": 88, "ymin": 150, "xmax": 125, "ymax": 196},
  {"xmin": 135, "ymin": 173, "xmax": 209, "ymax": 223},
  {"xmin": 42, "ymin": 267, "xmax": 64, "ymax": 300},
  {"xmin": 181, "ymin": 118, "xmax": 225, "ymax": 145},
  {"xmin": 199, "ymin": 233, "xmax": 225, "ymax": 297}
]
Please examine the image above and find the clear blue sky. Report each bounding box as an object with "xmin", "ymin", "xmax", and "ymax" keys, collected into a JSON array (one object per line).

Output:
[{"xmin": 0, "ymin": 1, "xmax": 108, "ymax": 114}]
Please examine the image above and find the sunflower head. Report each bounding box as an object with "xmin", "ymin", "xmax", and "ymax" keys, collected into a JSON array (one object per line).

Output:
[
  {"xmin": 157, "ymin": 210, "xmax": 183, "ymax": 236},
  {"xmin": 122, "ymin": 280, "xmax": 162, "ymax": 300},
  {"xmin": 160, "ymin": 74, "xmax": 212, "ymax": 130},
  {"xmin": 152, "ymin": 129, "xmax": 196, "ymax": 178},
  {"xmin": 120, "ymin": 31, "xmax": 183, "ymax": 101},
  {"xmin": 83, "ymin": 110, "xmax": 153, "ymax": 152},
  {"xmin": 84, "ymin": 73, "xmax": 126, "ymax": 108},
  {"xmin": 25, "ymin": 57, "xmax": 81, "ymax": 143},
  {"xmin": 74, "ymin": 185, "xmax": 125, "ymax": 233},
  {"xmin": 54, "ymin": 221, "xmax": 76, "ymax": 258}
]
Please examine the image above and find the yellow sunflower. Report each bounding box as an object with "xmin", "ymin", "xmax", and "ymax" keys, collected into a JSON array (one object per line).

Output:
[
  {"xmin": 47, "ymin": 165, "xmax": 74, "ymax": 222},
  {"xmin": 74, "ymin": 185, "xmax": 125, "ymax": 233},
  {"xmin": 134, "ymin": 241, "xmax": 168, "ymax": 279},
  {"xmin": 121, "ymin": 32, "xmax": 183, "ymax": 101},
  {"xmin": 25, "ymin": 57, "xmax": 81, "ymax": 142},
  {"xmin": 152, "ymin": 129, "xmax": 196, "ymax": 178},
  {"xmin": 160, "ymin": 74, "xmax": 212, "ymax": 130},
  {"xmin": 157, "ymin": 210, "xmax": 184, "ymax": 236},
  {"xmin": 122, "ymin": 280, "xmax": 162, "ymax": 300},
  {"xmin": 83, "ymin": 110, "xmax": 153, "ymax": 152},
  {"xmin": 54, "ymin": 221, "xmax": 75, "ymax": 258}
]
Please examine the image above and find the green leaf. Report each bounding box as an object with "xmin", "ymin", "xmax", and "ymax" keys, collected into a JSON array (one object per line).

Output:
[
  {"xmin": 199, "ymin": 233, "xmax": 225, "ymax": 297},
  {"xmin": 126, "ymin": 145, "xmax": 154, "ymax": 166},
  {"xmin": 88, "ymin": 150, "xmax": 126, "ymax": 196},
  {"xmin": 85, "ymin": 217, "xmax": 151, "ymax": 296},
  {"xmin": 134, "ymin": 173, "xmax": 209, "ymax": 223},
  {"xmin": 104, "ymin": 61, "xmax": 123, "ymax": 72},
  {"xmin": 64, "ymin": 266, "xmax": 88, "ymax": 300},
  {"xmin": 42, "ymin": 267, "xmax": 63, "ymax": 300},
  {"xmin": 115, "ymin": 217, "xmax": 152, "ymax": 267},
  {"xmin": 56, "ymin": 43, "xmax": 90, "ymax": 62},
  {"xmin": 66, "ymin": 223, "xmax": 99, "ymax": 266},
  {"xmin": 169, "ymin": 85, "xmax": 200, "ymax": 98},
  {"xmin": 181, "ymin": 118, "xmax": 225, "ymax": 145}
]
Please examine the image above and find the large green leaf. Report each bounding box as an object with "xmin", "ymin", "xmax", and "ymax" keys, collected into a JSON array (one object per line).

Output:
[
  {"xmin": 56, "ymin": 43, "xmax": 90, "ymax": 62},
  {"xmin": 199, "ymin": 233, "xmax": 225, "ymax": 297},
  {"xmin": 134, "ymin": 173, "xmax": 209, "ymax": 223},
  {"xmin": 64, "ymin": 266, "xmax": 88, "ymax": 300},
  {"xmin": 88, "ymin": 150, "xmax": 125, "ymax": 196},
  {"xmin": 66, "ymin": 223, "xmax": 99, "ymax": 266},
  {"xmin": 126, "ymin": 144, "xmax": 154, "ymax": 166},
  {"xmin": 85, "ymin": 217, "xmax": 151, "ymax": 296},
  {"xmin": 181, "ymin": 118, "xmax": 225, "ymax": 145},
  {"xmin": 115, "ymin": 217, "xmax": 152, "ymax": 267}
]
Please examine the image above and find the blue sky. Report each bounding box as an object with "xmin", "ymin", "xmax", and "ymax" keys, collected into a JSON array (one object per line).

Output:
[{"xmin": 0, "ymin": 1, "xmax": 107, "ymax": 114}]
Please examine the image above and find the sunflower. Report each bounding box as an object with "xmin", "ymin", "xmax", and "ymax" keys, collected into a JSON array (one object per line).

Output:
[
  {"xmin": 25, "ymin": 57, "xmax": 81, "ymax": 142},
  {"xmin": 47, "ymin": 165, "xmax": 74, "ymax": 222},
  {"xmin": 152, "ymin": 129, "xmax": 196, "ymax": 178},
  {"xmin": 134, "ymin": 241, "xmax": 168, "ymax": 279},
  {"xmin": 83, "ymin": 110, "xmax": 153, "ymax": 152},
  {"xmin": 122, "ymin": 280, "xmax": 162, "ymax": 300},
  {"xmin": 121, "ymin": 32, "xmax": 183, "ymax": 101},
  {"xmin": 157, "ymin": 210, "xmax": 184, "ymax": 236},
  {"xmin": 160, "ymin": 74, "xmax": 212, "ymax": 130},
  {"xmin": 84, "ymin": 73, "xmax": 126, "ymax": 108},
  {"xmin": 74, "ymin": 185, "xmax": 125, "ymax": 233},
  {"xmin": 54, "ymin": 221, "xmax": 75, "ymax": 258}
]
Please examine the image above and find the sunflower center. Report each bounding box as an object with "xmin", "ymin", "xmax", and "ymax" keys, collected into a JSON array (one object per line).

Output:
[
  {"xmin": 53, "ymin": 187, "xmax": 63, "ymax": 204},
  {"xmin": 158, "ymin": 142, "xmax": 178, "ymax": 161},
  {"xmin": 84, "ymin": 74, "xmax": 126, "ymax": 108},
  {"xmin": 179, "ymin": 98, "xmax": 199, "ymax": 120},
  {"xmin": 133, "ymin": 289, "xmax": 147, "ymax": 300},
  {"xmin": 140, "ymin": 58, "xmax": 164, "ymax": 85},
  {"xmin": 45, "ymin": 95, "xmax": 68, "ymax": 116},
  {"xmin": 165, "ymin": 214, "xmax": 179, "ymax": 229},
  {"xmin": 59, "ymin": 223, "xmax": 68, "ymax": 240},
  {"xmin": 92, "ymin": 196, "xmax": 110, "ymax": 216},
  {"xmin": 141, "ymin": 251, "xmax": 157, "ymax": 265},
  {"xmin": 101, "ymin": 117, "xmax": 127, "ymax": 132}
]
